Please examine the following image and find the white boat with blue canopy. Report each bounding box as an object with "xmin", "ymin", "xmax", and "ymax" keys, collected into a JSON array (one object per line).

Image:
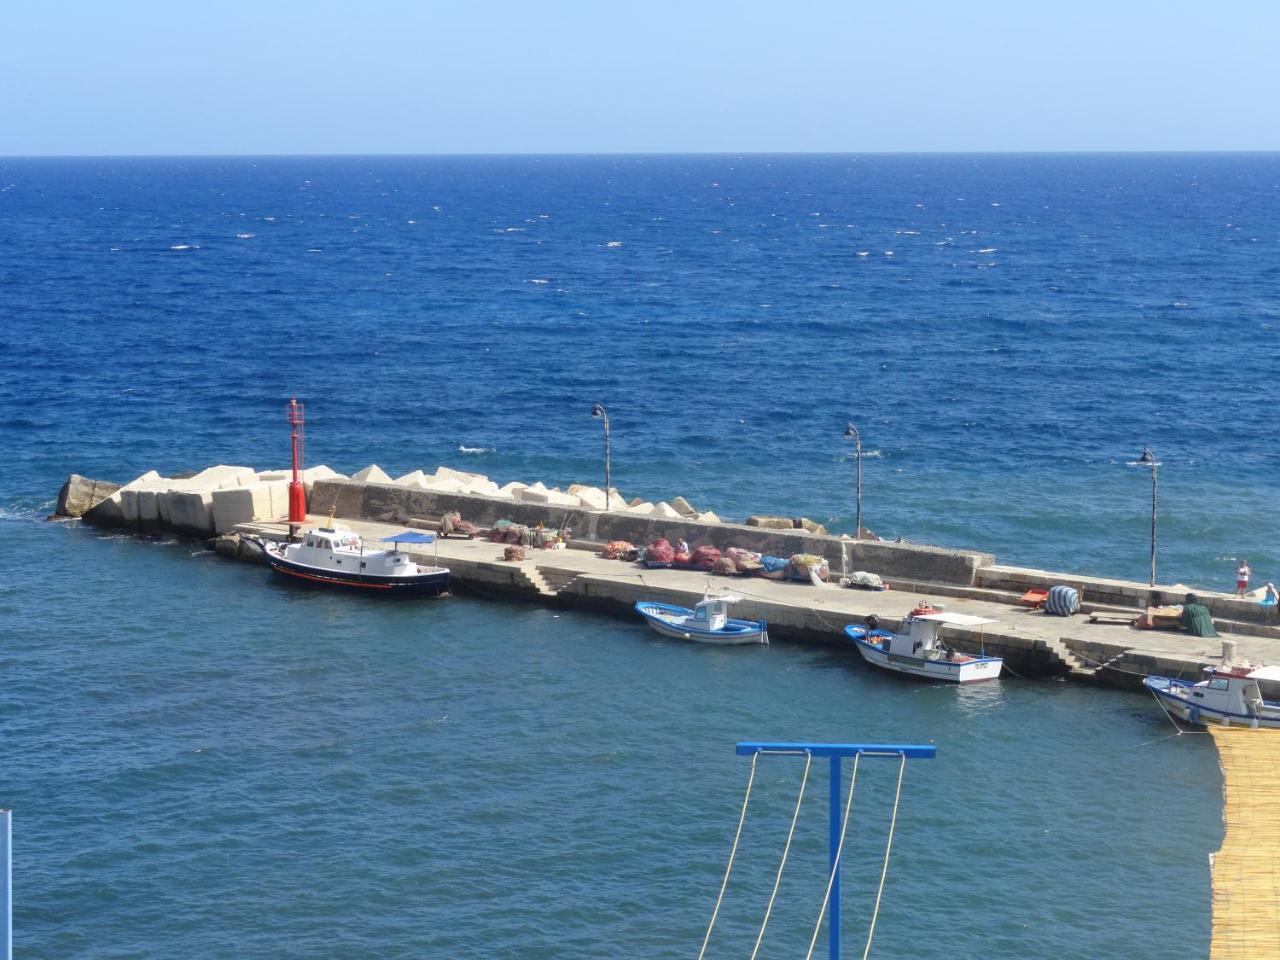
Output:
[
  {"xmin": 263, "ymin": 523, "xmax": 450, "ymax": 597},
  {"xmin": 635, "ymin": 592, "xmax": 768, "ymax": 645},
  {"xmin": 1144, "ymin": 664, "xmax": 1280, "ymax": 728},
  {"xmin": 845, "ymin": 610, "xmax": 1002, "ymax": 683}
]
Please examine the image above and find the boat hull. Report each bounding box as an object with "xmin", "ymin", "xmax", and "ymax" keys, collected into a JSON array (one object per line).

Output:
[
  {"xmin": 635, "ymin": 601, "xmax": 768, "ymax": 645},
  {"xmin": 845, "ymin": 627, "xmax": 1002, "ymax": 683},
  {"xmin": 266, "ymin": 552, "xmax": 450, "ymax": 597},
  {"xmin": 1144, "ymin": 677, "xmax": 1280, "ymax": 729}
]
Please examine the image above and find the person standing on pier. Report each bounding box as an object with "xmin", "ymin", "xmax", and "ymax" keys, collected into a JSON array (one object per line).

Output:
[{"xmin": 1236, "ymin": 559, "xmax": 1251, "ymax": 598}]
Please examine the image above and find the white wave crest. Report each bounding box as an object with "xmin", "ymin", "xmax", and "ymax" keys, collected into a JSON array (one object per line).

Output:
[{"xmin": 457, "ymin": 444, "xmax": 495, "ymax": 454}]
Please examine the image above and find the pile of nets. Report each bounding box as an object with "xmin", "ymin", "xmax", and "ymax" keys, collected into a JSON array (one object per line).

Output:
[
  {"xmin": 488, "ymin": 519, "xmax": 530, "ymax": 545},
  {"xmin": 689, "ymin": 545, "xmax": 722, "ymax": 569},
  {"xmin": 789, "ymin": 554, "xmax": 830, "ymax": 584},
  {"xmin": 724, "ymin": 547, "xmax": 763, "ymax": 574},
  {"xmin": 503, "ymin": 545, "xmax": 525, "ymax": 562},
  {"xmin": 843, "ymin": 570, "xmax": 885, "ymax": 591},
  {"xmin": 645, "ymin": 538, "xmax": 675, "ymax": 564},
  {"xmin": 440, "ymin": 511, "xmax": 479, "ymax": 538},
  {"xmin": 711, "ymin": 557, "xmax": 738, "ymax": 575},
  {"xmin": 602, "ymin": 540, "xmax": 636, "ymax": 560}
]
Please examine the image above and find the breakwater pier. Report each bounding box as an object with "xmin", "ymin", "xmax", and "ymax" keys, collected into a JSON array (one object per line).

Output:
[{"xmin": 55, "ymin": 465, "xmax": 1280, "ymax": 690}]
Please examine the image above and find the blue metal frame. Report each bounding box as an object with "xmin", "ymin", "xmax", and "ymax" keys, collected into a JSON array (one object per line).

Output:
[{"xmin": 735, "ymin": 742, "xmax": 935, "ymax": 959}]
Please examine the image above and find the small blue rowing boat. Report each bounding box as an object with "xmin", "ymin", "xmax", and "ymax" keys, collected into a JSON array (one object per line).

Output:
[{"xmin": 635, "ymin": 593, "xmax": 768, "ymax": 645}]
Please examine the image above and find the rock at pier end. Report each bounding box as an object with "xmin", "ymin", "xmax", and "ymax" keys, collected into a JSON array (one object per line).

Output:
[{"xmin": 54, "ymin": 474, "xmax": 121, "ymax": 518}]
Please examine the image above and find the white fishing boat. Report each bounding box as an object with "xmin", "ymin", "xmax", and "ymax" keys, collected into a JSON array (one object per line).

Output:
[
  {"xmin": 634, "ymin": 593, "xmax": 768, "ymax": 645},
  {"xmin": 1144, "ymin": 664, "xmax": 1280, "ymax": 728},
  {"xmin": 844, "ymin": 609, "xmax": 1002, "ymax": 683},
  {"xmin": 263, "ymin": 524, "xmax": 449, "ymax": 596}
]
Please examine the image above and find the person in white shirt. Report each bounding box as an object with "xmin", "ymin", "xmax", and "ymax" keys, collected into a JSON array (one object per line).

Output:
[{"xmin": 1236, "ymin": 559, "xmax": 1251, "ymax": 598}]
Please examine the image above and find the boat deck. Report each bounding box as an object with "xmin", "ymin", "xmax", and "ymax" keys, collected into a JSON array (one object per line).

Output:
[{"xmin": 1208, "ymin": 728, "xmax": 1280, "ymax": 960}]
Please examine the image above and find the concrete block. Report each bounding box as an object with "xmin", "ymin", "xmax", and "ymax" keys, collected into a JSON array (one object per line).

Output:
[
  {"xmin": 192, "ymin": 465, "xmax": 257, "ymax": 488},
  {"xmin": 697, "ymin": 511, "xmax": 722, "ymax": 524},
  {"xmin": 301, "ymin": 465, "xmax": 345, "ymax": 497},
  {"xmin": 434, "ymin": 465, "xmax": 486, "ymax": 484},
  {"xmin": 424, "ymin": 476, "xmax": 467, "ymax": 494},
  {"xmin": 168, "ymin": 489, "xmax": 216, "ymax": 534},
  {"xmin": 55, "ymin": 474, "xmax": 121, "ymax": 518},
  {"xmin": 671, "ymin": 496, "xmax": 698, "ymax": 517},
  {"xmin": 257, "ymin": 470, "xmax": 292, "ymax": 481},
  {"xmin": 496, "ymin": 481, "xmax": 527, "ymax": 499},
  {"xmin": 395, "ymin": 470, "xmax": 430, "ymax": 488},
  {"xmin": 630, "ymin": 502, "xmax": 656, "ymax": 516},
  {"xmin": 465, "ymin": 478, "xmax": 501, "ymax": 496},
  {"xmin": 211, "ymin": 482, "xmax": 282, "ymax": 533},
  {"xmin": 352, "ymin": 464, "xmax": 393, "ymax": 484},
  {"xmin": 574, "ymin": 486, "xmax": 609, "ymax": 511},
  {"xmin": 653, "ymin": 502, "xmax": 682, "ymax": 519},
  {"xmin": 519, "ymin": 488, "xmax": 579, "ymax": 507}
]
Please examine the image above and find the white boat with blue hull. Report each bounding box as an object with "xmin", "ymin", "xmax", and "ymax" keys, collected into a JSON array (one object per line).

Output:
[
  {"xmin": 1144, "ymin": 665, "xmax": 1280, "ymax": 728},
  {"xmin": 635, "ymin": 593, "xmax": 768, "ymax": 645},
  {"xmin": 263, "ymin": 524, "xmax": 450, "ymax": 597},
  {"xmin": 844, "ymin": 611, "xmax": 1002, "ymax": 683}
]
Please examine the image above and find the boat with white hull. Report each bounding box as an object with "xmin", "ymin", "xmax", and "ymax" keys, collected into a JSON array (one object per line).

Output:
[
  {"xmin": 263, "ymin": 524, "xmax": 449, "ymax": 597},
  {"xmin": 1144, "ymin": 665, "xmax": 1280, "ymax": 728},
  {"xmin": 844, "ymin": 611, "xmax": 1002, "ymax": 683},
  {"xmin": 635, "ymin": 593, "xmax": 768, "ymax": 645}
]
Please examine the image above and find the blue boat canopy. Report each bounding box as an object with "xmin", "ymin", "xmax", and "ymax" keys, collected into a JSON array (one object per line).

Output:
[{"xmin": 382, "ymin": 531, "xmax": 436, "ymax": 544}]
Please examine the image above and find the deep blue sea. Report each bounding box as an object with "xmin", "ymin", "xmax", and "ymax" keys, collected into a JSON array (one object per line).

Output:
[{"xmin": 1, "ymin": 154, "xmax": 1274, "ymax": 956}]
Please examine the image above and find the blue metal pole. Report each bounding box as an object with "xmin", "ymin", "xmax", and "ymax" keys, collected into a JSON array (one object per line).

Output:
[
  {"xmin": 1, "ymin": 808, "xmax": 10, "ymax": 960},
  {"xmin": 829, "ymin": 756, "xmax": 841, "ymax": 960}
]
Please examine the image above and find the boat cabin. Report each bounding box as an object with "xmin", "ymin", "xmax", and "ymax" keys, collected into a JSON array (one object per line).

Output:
[
  {"xmin": 690, "ymin": 594, "xmax": 743, "ymax": 632},
  {"xmin": 884, "ymin": 612, "xmax": 995, "ymax": 660},
  {"xmin": 1184, "ymin": 665, "xmax": 1280, "ymax": 717},
  {"xmin": 286, "ymin": 524, "xmax": 417, "ymax": 577}
]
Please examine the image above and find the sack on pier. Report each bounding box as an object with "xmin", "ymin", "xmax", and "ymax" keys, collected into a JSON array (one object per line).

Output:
[
  {"xmin": 759, "ymin": 554, "xmax": 790, "ymax": 579},
  {"xmin": 488, "ymin": 519, "xmax": 514, "ymax": 542},
  {"xmin": 602, "ymin": 540, "xmax": 636, "ymax": 560},
  {"xmin": 789, "ymin": 554, "xmax": 829, "ymax": 584},
  {"xmin": 503, "ymin": 545, "xmax": 525, "ymax": 562},
  {"xmin": 690, "ymin": 545, "xmax": 722, "ymax": 569},
  {"xmin": 711, "ymin": 557, "xmax": 738, "ymax": 575},
  {"xmin": 646, "ymin": 539, "xmax": 675, "ymax": 564}
]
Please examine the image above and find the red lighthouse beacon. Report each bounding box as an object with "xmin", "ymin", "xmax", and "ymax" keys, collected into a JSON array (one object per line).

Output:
[{"xmin": 286, "ymin": 397, "xmax": 307, "ymax": 533}]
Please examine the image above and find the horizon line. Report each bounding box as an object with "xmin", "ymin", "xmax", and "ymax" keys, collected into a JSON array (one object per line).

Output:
[{"xmin": 3, "ymin": 148, "xmax": 1280, "ymax": 161}]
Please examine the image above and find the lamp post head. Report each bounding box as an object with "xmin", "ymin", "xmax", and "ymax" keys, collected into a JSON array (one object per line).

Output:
[
  {"xmin": 1138, "ymin": 447, "xmax": 1155, "ymax": 465},
  {"xmin": 591, "ymin": 403, "xmax": 606, "ymax": 420},
  {"xmin": 843, "ymin": 421, "xmax": 859, "ymax": 441}
]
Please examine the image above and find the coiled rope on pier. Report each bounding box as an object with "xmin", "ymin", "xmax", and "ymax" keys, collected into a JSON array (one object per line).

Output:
[
  {"xmin": 695, "ymin": 751, "xmax": 761, "ymax": 960},
  {"xmin": 802, "ymin": 753, "xmax": 863, "ymax": 960},
  {"xmin": 748, "ymin": 751, "xmax": 814, "ymax": 960}
]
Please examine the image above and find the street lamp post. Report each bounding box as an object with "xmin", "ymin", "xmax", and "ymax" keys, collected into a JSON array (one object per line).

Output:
[
  {"xmin": 843, "ymin": 421, "xmax": 862, "ymax": 540},
  {"xmin": 1129, "ymin": 447, "xmax": 1160, "ymax": 586},
  {"xmin": 591, "ymin": 403, "xmax": 611, "ymax": 510}
]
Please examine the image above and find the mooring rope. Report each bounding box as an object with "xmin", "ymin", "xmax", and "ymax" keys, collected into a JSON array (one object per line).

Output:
[
  {"xmin": 862, "ymin": 753, "xmax": 907, "ymax": 960},
  {"xmin": 696, "ymin": 751, "xmax": 761, "ymax": 960},
  {"xmin": 747, "ymin": 751, "xmax": 813, "ymax": 960},
  {"xmin": 802, "ymin": 753, "xmax": 863, "ymax": 960}
]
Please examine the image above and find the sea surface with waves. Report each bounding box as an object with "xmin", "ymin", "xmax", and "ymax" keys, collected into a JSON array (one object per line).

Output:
[{"xmin": 1, "ymin": 154, "xmax": 1275, "ymax": 957}]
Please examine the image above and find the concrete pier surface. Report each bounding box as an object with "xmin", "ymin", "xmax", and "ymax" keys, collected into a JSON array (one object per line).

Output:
[{"xmin": 234, "ymin": 513, "xmax": 1280, "ymax": 689}]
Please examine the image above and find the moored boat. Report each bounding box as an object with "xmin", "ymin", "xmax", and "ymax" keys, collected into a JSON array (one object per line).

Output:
[
  {"xmin": 1144, "ymin": 664, "xmax": 1280, "ymax": 728},
  {"xmin": 263, "ymin": 524, "xmax": 449, "ymax": 596},
  {"xmin": 635, "ymin": 592, "xmax": 768, "ymax": 645},
  {"xmin": 844, "ymin": 609, "xmax": 1002, "ymax": 683}
]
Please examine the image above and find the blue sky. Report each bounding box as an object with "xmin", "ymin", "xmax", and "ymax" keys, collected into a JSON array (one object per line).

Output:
[{"xmin": 3, "ymin": 1, "xmax": 1277, "ymax": 155}]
